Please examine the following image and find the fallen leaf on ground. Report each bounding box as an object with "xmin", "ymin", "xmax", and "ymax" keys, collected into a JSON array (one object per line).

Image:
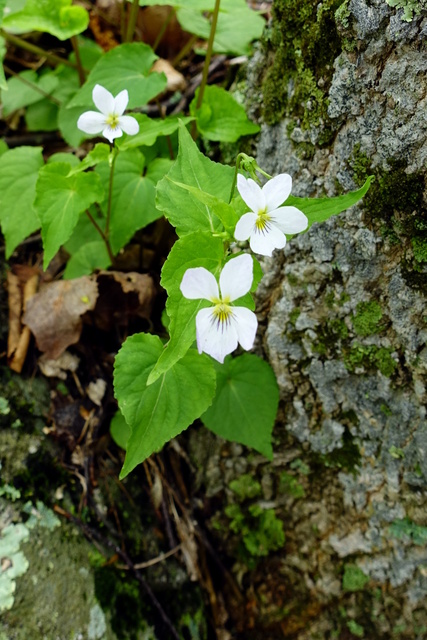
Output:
[{"xmin": 23, "ymin": 277, "xmax": 98, "ymax": 359}]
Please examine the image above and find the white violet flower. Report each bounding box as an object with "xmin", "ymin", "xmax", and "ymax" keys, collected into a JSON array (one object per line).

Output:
[
  {"xmin": 180, "ymin": 253, "xmax": 258, "ymax": 364},
  {"xmin": 234, "ymin": 173, "xmax": 308, "ymax": 257},
  {"xmin": 77, "ymin": 84, "xmax": 139, "ymax": 144}
]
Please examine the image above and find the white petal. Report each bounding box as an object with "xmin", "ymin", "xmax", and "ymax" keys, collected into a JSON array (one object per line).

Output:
[
  {"xmin": 237, "ymin": 174, "xmax": 265, "ymax": 213},
  {"xmin": 263, "ymin": 173, "xmax": 292, "ymax": 211},
  {"xmin": 102, "ymin": 125, "xmax": 123, "ymax": 143},
  {"xmin": 234, "ymin": 212, "xmax": 257, "ymax": 241},
  {"xmin": 92, "ymin": 84, "xmax": 115, "ymax": 115},
  {"xmin": 249, "ymin": 224, "xmax": 286, "ymax": 256},
  {"xmin": 219, "ymin": 254, "xmax": 253, "ymax": 302},
  {"xmin": 232, "ymin": 307, "xmax": 258, "ymax": 351},
  {"xmin": 118, "ymin": 115, "xmax": 139, "ymax": 136},
  {"xmin": 180, "ymin": 267, "xmax": 219, "ymax": 301},
  {"xmin": 114, "ymin": 89, "xmax": 129, "ymax": 116},
  {"xmin": 77, "ymin": 111, "xmax": 106, "ymax": 134},
  {"xmin": 196, "ymin": 308, "xmax": 239, "ymax": 363},
  {"xmin": 270, "ymin": 206, "xmax": 308, "ymax": 234}
]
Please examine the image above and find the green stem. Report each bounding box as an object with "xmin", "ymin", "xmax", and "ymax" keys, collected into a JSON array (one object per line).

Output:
[
  {"xmin": 172, "ymin": 35, "xmax": 197, "ymax": 68},
  {"xmin": 70, "ymin": 36, "xmax": 86, "ymax": 86},
  {"xmin": 2, "ymin": 64, "xmax": 62, "ymax": 105},
  {"xmin": 191, "ymin": 0, "xmax": 221, "ymax": 139},
  {"xmin": 105, "ymin": 148, "xmax": 119, "ymax": 239},
  {"xmin": 152, "ymin": 8, "xmax": 175, "ymax": 52},
  {"xmin": 0, "ymin": 29, "xmax": 79, "ymax": 70},
  {"xmin": 125, "ymin": 0, "xmax": 140, "ymax": 43},
  {"xmin": 85, "ymin": 209, "xmax": 115, "ymax": 264}
]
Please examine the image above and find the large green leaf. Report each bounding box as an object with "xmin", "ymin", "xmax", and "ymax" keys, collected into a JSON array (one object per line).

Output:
[
  {"xmin": 67, "ymin": 43, "xmax": 167, "ymax": 110},
  {"xmin": 96, "ymin": 149, "xmax": 162, "ymax": 254},
  {"xmin": 190, "ymin": 86, "xmax": 259, "ymax": 142},
  {"xmin": 0, "ymin": 146, "xmax": 43, "ymax": 257},
  {"xmin": 117, "ymin": 114, "xmax": 193, "ymax": 150},
  {"xmin": 35, "ymin": 162, "xmax": 104, "ymax": 268},
  {"xmin": 147, "ymin": 232, "xmax": 224, "ymax": 385},
  {"xmin": 202, "ymin": 354, "xmax": 278, "ymax": 458},
  {"xmin": 1, "ymin": 70, "xmax": 59, "ymax": 115},
  {"xmin": 156, "ymin": 122, "xmax": 234, "ymax": 236},
  {"xmin": 114, "ymin": 333, "xmax": 216, "ymax": 478},
  {"xmin": 286, "ymin": 176, "xmax": 375, "ymax": 231},
  {"xmin": 2, "ymin": 0, "xmax": 89, "ymax": 40},
  {"xmin": 176, "ymin": 0, "xmax": 264, "ymax": 55}
]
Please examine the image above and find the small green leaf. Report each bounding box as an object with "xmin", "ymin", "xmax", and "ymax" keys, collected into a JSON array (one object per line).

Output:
[
  {"xmin": 190, "ymin": 86, "xmax": 259, "ymax": 142},
  {"xmin": 114, "ymin": 333, "xmax": 216, "ymax": 477},
  {"xmin": 25, "ymin": 100, "xmax": 58, "ymax": 132},
  {"xmin": 0, "ymin": 146, "xmax": 43, "ymax": 257},
  {"xmin": 117, "ymin": 114, "xmax": 194, "ymax": 150},
  {"xmin": 147, "ymin": 232, "xmax": 224, "ymax": 385},
  {"xmin": 2, "ymin": 70, "xmax": 59, "ymax": 115},
  {"xmin": 201, "ymin": 354, "xmax": 279, "ymax": 458},
  {"xmin": 342, "ymin": 565, "xmax": 370, "ymax": 592},
  {"xmin": 2, "ymin": 0, "xmax": 89, "ymax": 40},
  {"xmin": 109, "ymin": 410, "xmax": 131, "ymax": 450},
  {"xmin": 286, "ymin": 177, "xmax": 374, "ymax": 231},
  {"xmin": 96, "ymin": 149, "xmax": 162, "ymax": 254},
  {"xmin": 47, "ymin": 152, "xmax": 80, "ymax": 167},
  {"xmin": 63, "ymin": 240, "xmax": 111, "ymax": 279},
  {"xmin": 69, "ymin": 143, "xmax": 111, "ymax": 174},
  {"xmin": 0, "ymin": 35, "xmax": 7, "ymax": 91},
  {"xmin": 35, "ymin": 162, "xmax": 104, "ymax": 268},
  {"xmin": 156, "ymin": 122, "xmax": 234, "ymax": 236},
  {"xmin": 66, "ymin": 43, "xmax": 167, "ymax": 110}
]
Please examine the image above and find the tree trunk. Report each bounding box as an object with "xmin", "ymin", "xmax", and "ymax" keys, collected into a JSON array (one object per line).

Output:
[{"xmin": 192, "ymin": 1, "xmax": 427, "ymax": 637}]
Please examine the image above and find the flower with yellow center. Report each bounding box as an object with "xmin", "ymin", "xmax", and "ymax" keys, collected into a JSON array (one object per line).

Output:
[
  {"xmin": 180, "ymin": 254, "xmax": 258, "ymax": 364},
  {"xmin": 77, "ymin": 84, "xmax": 139, "ymax": 144},
  {"xmin": 234, "ymin": 173, "xmax": 308, "ymax": 257}
]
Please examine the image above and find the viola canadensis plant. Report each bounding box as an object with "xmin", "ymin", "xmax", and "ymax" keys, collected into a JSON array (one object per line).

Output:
[{"xmin": 0, "ymin": 6, "xmax": 374, "ymax": 477}]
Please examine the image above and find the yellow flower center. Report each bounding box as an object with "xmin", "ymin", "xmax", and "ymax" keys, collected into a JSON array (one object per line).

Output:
[
  {"xmin": 255, "ymin": 209, "xmax": 271, "ymax": 232},
  {"xmin": 212, "ymin": 297, "xmax": 232, "ymax": 327},
  {"xmin": 106, "ymin": 113, "xmax": 120, "ymax": 128}
]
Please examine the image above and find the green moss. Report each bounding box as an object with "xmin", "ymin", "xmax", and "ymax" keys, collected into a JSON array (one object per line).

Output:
[
  {"xmin": 349, "ymin": 149, "xmax": 427, "ymax": 290},
  {"xmin": 385, "ymin": 0, "xmax": 423, "ymax": 21},
  {"xmin": 344, "ymin": 343, "xmax": 397, "ymax": 377},
  {"xmin": 262, "ymin": 0, "xmax": 344, "ymax": 140},
  {"xmin": 319, "ymin": 429, "xmax": 361, "ymax": 471},
  {"xmin": 342, "ymin": 564, "xmax": 370, "ymax": 592},
  {"xmin": 289, "ymin": 307, "xmax": 301, "ymax": 326},
  {"xmin": 347, "ymin": 620, "xmax": 365, "ymax": 638},
  {"xmin": 279, "ymin": 471, "xmax": 306, "ymax": 498},
  {"xmin": 229, "ymin": 474, "xmax": 262, "ymax": 500},
  {"xmin": 225, "ymin": 503, "xmax": 285, "ymax": 565},
  {"xmin": 352, "ymin": 301, "xmax": 383, "ymax": 336}
]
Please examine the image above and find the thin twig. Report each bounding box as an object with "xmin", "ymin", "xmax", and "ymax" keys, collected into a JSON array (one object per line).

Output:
[
  {"xmin": 152, "ymin": 7, "xmax": 175, "ymax": 53},
  {"xmin": 0, "ymin": 29, "xmax": 80, "ymax": 70},
  {"xmin": 2, "ymin": 64, "xmax": 62, "ymax": 106}
]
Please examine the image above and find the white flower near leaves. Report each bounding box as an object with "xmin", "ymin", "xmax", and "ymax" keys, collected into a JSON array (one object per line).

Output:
[
  {"xmin": 180, "ymin": 254, "xmax": 257, "ymax": 364},
  {"xmin": 234, "ymin": 173, "xmax": 308, "ymax": 257},
  {"xmin": 77, "ymin": 84, "xmax": 139, "ymax": 144}
]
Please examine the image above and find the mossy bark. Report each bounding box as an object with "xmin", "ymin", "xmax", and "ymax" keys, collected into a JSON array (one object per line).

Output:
[{"xmin": 191, "ymin": 1, "xmax": 427, "ymax": 638}]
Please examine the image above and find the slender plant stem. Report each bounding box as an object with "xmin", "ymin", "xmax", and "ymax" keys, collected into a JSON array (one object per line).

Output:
[
  {"xmin": 85, "ymin": 209, "xmax": 115, "ymax": 264},
  {"xmin": 191, "ymin": 0, "xmax": 221, "ymax": 139},
  {"xmin": 105, "ymin": 148, "xmax": 119, "ymax": 239},
  {"xmin": 172, "ymin": 35, "xmax": 197, "ymax": 68},
  {"xmin": 2, "ymin": 64, "xmax": 62, "ymax": 105},
  {"xmin": 0, "ymin": 29, "xmax": 78, "ymax": 69},
  {"xmin": 70, "ymin": 36, "xmax": 86, "ymax": 86},
  {"xmin": 125, "ymin": 0, "xmax": 140, "ymax": 43},
  {"xmin": 152, "ymin": 7, "xmax": 175, "ymax": 52}
]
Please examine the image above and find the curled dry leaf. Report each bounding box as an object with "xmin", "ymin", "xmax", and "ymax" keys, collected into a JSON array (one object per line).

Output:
[
  {"xmin": 23, "ymin": 277, "xmax": 98, "ymax": 360},
  {"xmin": 38, "ymin": 351, "xmax": 80, "ymax": 380},
  {"xmin": 152, "ymin": 59, "xmax": 186, "ymax": 93}
]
